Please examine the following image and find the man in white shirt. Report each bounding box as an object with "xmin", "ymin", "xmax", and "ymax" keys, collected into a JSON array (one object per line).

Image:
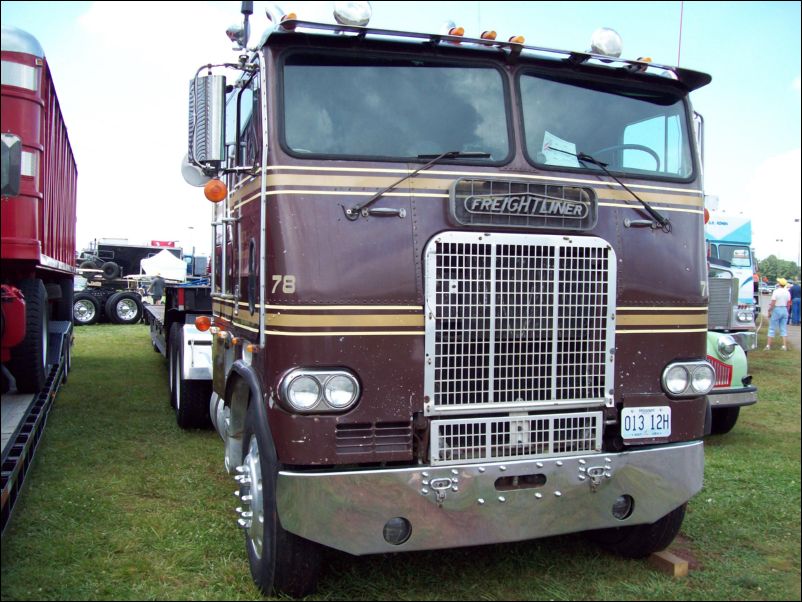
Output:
[{"xmin": 766, "ymin": 277, "xmax": 792, "ymax": 350}]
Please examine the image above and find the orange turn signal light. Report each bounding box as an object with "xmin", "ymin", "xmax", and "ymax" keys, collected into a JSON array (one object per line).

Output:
[
  {"xmin": 195, "ymin": 315, "xmax": 212, "ymax": 331},
  {"xmin": 281, "ymin": 12, "xmax": 298, "ymax": 30},
  {"xmin": 204, "ymin": 179, "xmax": 227, "ymax": 203},
  {"xmin": 449, "ymin": 26, "xmax": 465, "ymax": 36},
  {"xmin": 704, "ymin": 208, "xmax": 710, "ymax": 224},
  {"xmin": 481, "ymin": 30, "xmax": 497, "ymax": 41},
  {"xmin": 508, "ymin": 35, "xmax": 526, "ymax": 44}
]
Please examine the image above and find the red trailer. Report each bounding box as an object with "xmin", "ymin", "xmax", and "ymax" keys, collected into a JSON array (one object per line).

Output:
[
  {"xmin": 1, "ymin": 25, "xmax": 76, "ymax": 394},
  {"xmin": 2, "ymin": 25, "xmax": 77, "ymax": 535}
]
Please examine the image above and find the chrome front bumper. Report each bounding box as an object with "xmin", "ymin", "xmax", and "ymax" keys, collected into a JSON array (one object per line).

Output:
[
  {"xmin": 276, "ymin": 440, "xmax": 704, "ymax": 555},
  {"xmin": 708, "ymin": 387, "xmax": 758, "ymax": 408}
]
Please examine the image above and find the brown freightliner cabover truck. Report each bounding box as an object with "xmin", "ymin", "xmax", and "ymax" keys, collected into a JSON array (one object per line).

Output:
[{"xmin": 179, "ymin": 3, "xmax": 716, "ymax": 596}]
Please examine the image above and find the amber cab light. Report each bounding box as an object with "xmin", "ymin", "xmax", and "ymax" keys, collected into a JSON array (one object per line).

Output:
[
  {"xmin": 449, "ymin": 26, "xmax": 465, "ymax": 36},
  {"xmin": 204, "ymin": 179, "xmax": 227, "ymax": 203},
  {"xmin": 195, "ymin": 315, "xmax": 212, "ymax": 331},
  {"xmin": 508, "ymin": 35, "xmax": 526, "ymax": 44},
  {"xmin": 481, "ymin": 30, "xmax": 497, "ymax": 40}
]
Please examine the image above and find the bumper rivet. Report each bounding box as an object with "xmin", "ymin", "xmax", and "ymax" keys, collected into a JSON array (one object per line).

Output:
[
  {"xmin": 478, "ymin": 467, "xmax": 486, "ymax": 473},
  {"xmin": 556, "ymin": 461, "xmax": 564, "ymax": 467},
  {"xmin": 578, "ymin": 459, "xmax": 586, "ymax": 465},
  {"xmin": 498, "ymin": 496, "xmax": 506, "ymax": 503},
  {"xmin": 535, "ymin": 493, "xmax": 543, "ymax": 499},
  {"xmin": 554, "ymin": 491, "xmax": 562, "ymax": 497},
  {"xmin": 536, "ymin": 462, "xmax": 544, "ymax": 468},
  {"xmin": 421, "ymin": 488, "xmax": 429, "ymax": 495},
  {"xmin": 500, "ymin": 465, "xmax": 507, "ymax": 472},
  {"xmin": 478, "ymin": 498, "xmax": 485, "ymax": 505}
]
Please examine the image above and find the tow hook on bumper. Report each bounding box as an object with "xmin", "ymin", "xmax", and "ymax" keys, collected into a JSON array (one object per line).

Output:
[{"xmin": 579, "ymin": 459, "xmax": 613, "ymax": 492}]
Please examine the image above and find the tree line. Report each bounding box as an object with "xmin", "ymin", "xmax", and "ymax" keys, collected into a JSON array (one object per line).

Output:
[{"xmin": 757, "ymin": 255, "xmax": 800, "ymax": 283}]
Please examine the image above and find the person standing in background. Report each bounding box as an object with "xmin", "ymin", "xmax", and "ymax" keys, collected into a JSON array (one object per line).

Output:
[
  {"xmin": 765, "ymin": 277, "xmax": 792, "ymax": 350},
  {"xmin": 149, "ymin": 273, "xmax": 166, "ymax": 306},
  {"xmin": 790, "ymin": 280, "xmax": 801, "ymax": 326}
]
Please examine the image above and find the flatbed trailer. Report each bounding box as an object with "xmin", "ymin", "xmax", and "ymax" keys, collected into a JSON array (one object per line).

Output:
[
  {"xmin": 144, "ymin": 284, "xmax": 213, "ymax": 428},
  {"xmin": 1, "ymin": 320, "xmax": 72, "ymax": 536}
]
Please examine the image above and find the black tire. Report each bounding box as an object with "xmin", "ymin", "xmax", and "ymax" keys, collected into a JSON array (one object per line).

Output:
[
  {"xmin": 101, "ymin": 261, "xmax": 121, "ymax": 280},
  {"xmin": 73, "ymin": 293, "xmax": 100, "ymax": 326},
  {"xmin": 168, "ymin": 324, "xmax": 180, "ymax": 408},
  {"xmin": 172, "ymin": 326, "xmax": 212, "ymax": 429},
  {"xmin": 8, "ymin": 279, "xmax": 49, "ymax": 393},
  {"xmin": 61, "ymin": 335, "xmax": 72, "ymax": 385},
  {"xmin": 240, "ymin": 395, "xmax": 321, "ymax": 597},
  {"xmin": 104, "ymin": 292, "xmax": 142, "ymax": 325},
  {"xmin": 55, "ymin": 277, "xmax": 74, "ymax": 322},
  {"xmin": 587, "ymin": 503, "xmax": 687, "ymax": 558},
  {"xmin": 79, "ymin": 260, "xmax": 99, "ymax": 271},
  {"xmin": 711, "ymin": 407, "xmax": 740, "ymax": 435}
]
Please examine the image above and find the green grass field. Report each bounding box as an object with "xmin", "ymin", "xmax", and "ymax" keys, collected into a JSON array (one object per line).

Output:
[{"xmin": 1, "ymin": 324, "xmax": 800, "ymax": 600}]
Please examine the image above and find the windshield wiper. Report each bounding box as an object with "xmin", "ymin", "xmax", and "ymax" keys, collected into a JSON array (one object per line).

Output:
[
  {"xmin": 549, "ymin": 147, "xmax": 671, "ymax": 232},
  {"xmin": 344, "ymin": 150, "xmax": 490, "ymax": 221}
]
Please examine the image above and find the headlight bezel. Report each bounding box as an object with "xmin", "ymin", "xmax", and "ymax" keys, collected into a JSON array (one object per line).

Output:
[
  {"xmin": 280, "ymin": 368, "xmax": 361, "ymax": 414},
  {"xmin": 662, "ymin": 361, "xmax": 715, "ymax": 397},
  {"xmin": 716, "ymin": 334, "xmax": 738, "ymax": 360}
]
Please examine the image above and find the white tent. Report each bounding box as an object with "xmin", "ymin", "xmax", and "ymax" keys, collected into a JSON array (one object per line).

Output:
[{"xmin": 140, "ymin": 249, "xmax": 187, "ymax": 282}]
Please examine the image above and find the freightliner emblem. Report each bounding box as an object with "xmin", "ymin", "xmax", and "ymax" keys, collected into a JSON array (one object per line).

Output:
[
  {"xmin": 464, "ymin": 193, "xmax": 589, "ymax": 219},
  {"xmin": 450, "ymin": 178, "xmax": 598, "ymax": 231}
]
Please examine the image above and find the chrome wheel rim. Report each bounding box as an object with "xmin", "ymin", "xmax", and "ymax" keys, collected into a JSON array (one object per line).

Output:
[
  {"xmin": 239, "ymin": 437, "xmax": 265, "ymax": 559},
  {"xmin": 73, "ymin": 300, "xmax": 96, "ymax": 323},
  {"xmin": 116, "ymin": 299, "xmax": 138, "ymax": 321}
]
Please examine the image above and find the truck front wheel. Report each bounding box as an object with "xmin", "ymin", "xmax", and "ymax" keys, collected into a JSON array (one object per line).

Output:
[
  {"xmin": 586, "ymin": 503, "xmax": 687, "ymax": 558},
  {"xmin": 239, "ymin": 398, "xmax": 321, "ymax": 598},
  {"xmin": 711, "ymin": 407, "xmax": 740, "ymax": 435}
]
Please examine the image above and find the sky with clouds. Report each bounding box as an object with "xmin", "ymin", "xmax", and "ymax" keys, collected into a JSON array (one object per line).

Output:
[{"xmin": 2, "ymin": 1, "xmax": 800, "ymax": 262}]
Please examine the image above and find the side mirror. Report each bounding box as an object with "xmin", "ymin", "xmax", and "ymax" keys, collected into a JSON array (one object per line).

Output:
[
  {"xmin": 188, "ymin": 74, "xmax": 226, "ymax": 175},
  {"xmin": 1, "ymin": 133, "xmax": 22, "ymax": 197}
]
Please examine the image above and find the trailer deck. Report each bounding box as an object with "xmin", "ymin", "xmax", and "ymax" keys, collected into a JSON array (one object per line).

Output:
[{"xmin": 1, "ymin": 321, "xmax": 72, "ymax": 536}]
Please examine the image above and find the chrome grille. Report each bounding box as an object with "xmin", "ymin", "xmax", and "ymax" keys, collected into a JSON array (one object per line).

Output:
[
  {"xmin": 424, "ymin": 232, "xmax": 615, "ymax": 415},
  {"xmin": 708, "ymin": 278, "xmax": 736, "ymax": 329},
  {"xmin": 431, "ymin": 411, "xmax": 603, "ymax": 465}
]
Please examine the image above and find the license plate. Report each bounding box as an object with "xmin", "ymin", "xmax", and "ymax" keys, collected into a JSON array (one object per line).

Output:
[{"xmin": 621, "ymin": 406, "xmax": 671, "ymax": 439}]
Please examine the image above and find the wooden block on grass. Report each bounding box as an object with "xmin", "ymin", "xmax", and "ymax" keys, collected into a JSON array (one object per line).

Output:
[{"xmin": 648, "ymin": 550, "xmax": 689, "ymax": 578}]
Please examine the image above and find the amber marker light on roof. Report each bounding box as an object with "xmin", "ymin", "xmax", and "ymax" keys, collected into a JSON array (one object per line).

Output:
[
  {"xmin": 195, "ymin": 315, "xmax": 212, "ymax": 331},
  {"xmin": 204, "ymin": 179, "xmax": 227, "ymax": 203},
  {"xmin": 281, "ymin": 12, "xmax": 298, "ymax": 30},
  {"xmin": 449, "ymin": 26, "xmax": 465, "ymax": 36},
  {"xmin": 481, "ymin": 30, "xmax": 497, "ymax": 40},
  {"xmin": 508, "ymin": 35, "xmax": 526, "ymax": 44}
]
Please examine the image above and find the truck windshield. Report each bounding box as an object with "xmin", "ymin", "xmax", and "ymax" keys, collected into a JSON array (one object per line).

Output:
[
  {"xmin": 520, "ymin": 71, "xmax": 694, "ymax": 180},
  {"xmin": 715, "ymin": 244, "xmax": 753, "ymax": 268},
  {"xmin": 282, "ymin": 53, "xmax": 509, "ymax": 161}
]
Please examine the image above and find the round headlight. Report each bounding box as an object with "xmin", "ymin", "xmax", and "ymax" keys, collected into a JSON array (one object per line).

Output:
[
  {"xmin": 691, "ymin": 364, "xmax": 715, "ymax": 394},
  {"xmin": 717, "ymin": 334, "xmax": 738, "ymax": 359},
  {"xmin": 664, "ymin": 365, "xmax": 689, "ymax": 395},
  {"xmin": 287, "ymin": 375, "xmax": 321, "ymax": 410},
  {"xmin": 324, "ymin": 375, "xmax": 358, "ymax": 409},
  {"xmin": 736, "ymin": 311, "xmax": 753, "ymax": 323}
]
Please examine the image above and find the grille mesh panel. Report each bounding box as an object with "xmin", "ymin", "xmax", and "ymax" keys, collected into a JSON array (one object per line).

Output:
[
  {"xmin": 431, "ymin": 412, "xmax": 603, "ymax": 465},
  {"xmin": 425, "ymin": 233, "xmax": 615, "ymax": 414}
]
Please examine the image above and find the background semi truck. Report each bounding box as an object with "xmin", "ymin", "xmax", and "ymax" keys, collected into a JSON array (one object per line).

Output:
[
  {"xmin": 1, "ymin": 25, "xmax": 75, "ymax": 534},
  {"xmin": 74, "ymin": 239, "xmax": 207, "ymax": 326},
  {"xmin": 164, "ymin": 3, "xmax": 718, "ymax": 596}
]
